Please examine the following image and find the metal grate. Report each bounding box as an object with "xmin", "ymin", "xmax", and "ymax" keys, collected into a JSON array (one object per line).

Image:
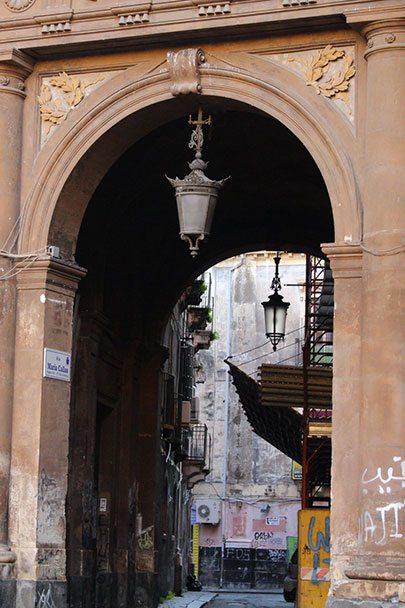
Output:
[{"xmin": 185, "ymin": 424, "xmax": 208, "ymax": 463}]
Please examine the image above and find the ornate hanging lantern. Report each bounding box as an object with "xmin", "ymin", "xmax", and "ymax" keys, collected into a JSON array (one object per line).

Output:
[
  {"xmin": 167, "ymin": 108, "xmax": 229, "ymax": 257},
  {"xmin": 262, "ymin": 253, "xmax": 290, "ymax": 351}
]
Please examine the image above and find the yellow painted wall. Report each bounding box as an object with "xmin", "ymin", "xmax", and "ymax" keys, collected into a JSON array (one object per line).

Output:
[
  {"xmin": 193, "ymin": 524, "xmax": 200, "ymax": 577},
  {"xmin": 297, "ymin": 509, "xmax": 330, "ymax": 608}
]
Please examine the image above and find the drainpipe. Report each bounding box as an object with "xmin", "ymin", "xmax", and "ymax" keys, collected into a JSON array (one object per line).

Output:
[{"xmin": 219, "ymin": 255, "xmax": 244, "ymax": 588}]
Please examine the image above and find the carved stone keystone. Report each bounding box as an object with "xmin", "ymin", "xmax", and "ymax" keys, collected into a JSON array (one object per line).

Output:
[{"xmin": 167, "ymin": 48, "xmax": 205, "ymax": 96}]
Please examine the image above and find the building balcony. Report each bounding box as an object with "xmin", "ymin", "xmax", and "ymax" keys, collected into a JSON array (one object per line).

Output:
[{"xmin": 182, "ymin": 425, "xmax": 211, "ymax": 488}]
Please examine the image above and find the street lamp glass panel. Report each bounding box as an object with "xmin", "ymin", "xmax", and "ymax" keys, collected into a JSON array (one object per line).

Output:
[
  {"xmin": 275, "ymin": 301, "xmax": 288, "ymax": 337},
  {"xmin": 176, "ymin": 187, "xmax": 218, "ymax": 237},
  {"xmin": 262, "ymin": 292, "xmax": 290, "ymax": 349}
]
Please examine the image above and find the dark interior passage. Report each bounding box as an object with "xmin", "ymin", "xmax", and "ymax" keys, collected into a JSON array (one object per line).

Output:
[{"xmin": 66, "ymin": 102, "xmax": 334, "ymax": 607}]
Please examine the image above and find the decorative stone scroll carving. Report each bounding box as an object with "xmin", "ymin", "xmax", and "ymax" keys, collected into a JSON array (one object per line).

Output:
[
  {"xmin": 288, "ymin": 45, "xmax": 355, "ymax": 104},
  {"xmin": 38, "ymin": 72, "xmax": 104, "ymax": 134},
  {"xmin": 167, "ymin": 48, "xmax": 206, "ymax": 96}
]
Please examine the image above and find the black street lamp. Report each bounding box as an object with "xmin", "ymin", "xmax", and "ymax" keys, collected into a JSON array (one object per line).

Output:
[
  {"xmin": 262, "ymin": 253, "xmax": 290, "ymax": 351},
  {"xmin": 167, "ymin": 108, "xmax": 229, "ymax": 257}
]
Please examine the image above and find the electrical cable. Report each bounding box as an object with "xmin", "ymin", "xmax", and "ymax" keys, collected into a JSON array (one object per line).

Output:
[
  {"xmin": 245, "ymin": 350, "xmax": 304, "ymax": 378},
  {"xmin": 0, "ymin": 247, "xmax": 48, "ymax": 259},
  {"xmin": 236, "ymin": 336, "xmax": 304, "ymax": 368},
  {"xmin": 0, "ymin": 255, "xmax": 42, "ymax": 281},
  {"xmin": 227, "ymin": 325, "xmax": 304, "ymax": 362},
  {"xmin": 197, "ymin": 482, "xmax": 300, "ymax": 505},
  {"xmin": 1, "ymin": 215, "xmax": 21, "ymax": 253}
]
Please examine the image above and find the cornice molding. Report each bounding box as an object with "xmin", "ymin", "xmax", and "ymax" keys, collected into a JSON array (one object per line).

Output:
[
  {"xmin": 0, "ymin": 48, "xmax": 34, "ymax": 77},
  {"xmin": 0, "ymin": 49, "xmax": 34, "ymax": 96},
  {"xmin": 345, "ymin": 6, "xmax": 405, "ymax": 27},
  {"xmin": 0, "ymin": 0, "xmax": 372, "ymax": 57}
]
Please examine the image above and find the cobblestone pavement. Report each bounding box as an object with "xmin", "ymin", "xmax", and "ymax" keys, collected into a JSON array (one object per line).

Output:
[{"xmin": 207, "ymin": 592, "xmax": 288, "ymax": 608}]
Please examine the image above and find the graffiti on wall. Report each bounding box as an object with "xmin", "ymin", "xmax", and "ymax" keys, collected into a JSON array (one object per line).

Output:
[
  {"xmin": 298, "ymin": 509, "xmax": 330, "ymax": 608},
  {"xmin": 359, "ymin": 456, "xmax": 405, "ymax": 545},
  {"xmin": 252, "ymin": 516, "xmax": 287, "ymax": 549},
  {"xmin": 37, "ymin": 586, "xmax": 56, "ymax": 608},
  {"xmin": 305, "ymin": 514, "xmax": 330, "ymax": 585}
]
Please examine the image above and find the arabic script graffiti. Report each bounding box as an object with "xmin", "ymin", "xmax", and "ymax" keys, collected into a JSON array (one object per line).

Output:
[{"xmin": 359, "ymin": 457, "xmax": 405, "ymax": 545}]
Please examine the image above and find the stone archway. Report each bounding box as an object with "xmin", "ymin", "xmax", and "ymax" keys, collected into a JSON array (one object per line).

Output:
[
  {"xmin": 10, "ymin": 47, "xmax": 365, "ymax": 607},
  {"xmin": 19, "ymin": 48, "xmax": 362, "ymax": 257}
]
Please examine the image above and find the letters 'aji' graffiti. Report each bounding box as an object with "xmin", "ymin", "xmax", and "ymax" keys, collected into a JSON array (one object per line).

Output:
[{"xmin": 359, "ymin": 457, "xmax": 405, "ymax": 545}]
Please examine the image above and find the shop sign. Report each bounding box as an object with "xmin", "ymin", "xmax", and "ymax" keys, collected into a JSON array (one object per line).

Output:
[{"xmin": 292, "ymin": 460, "xmax": 303, "ymax": 480}]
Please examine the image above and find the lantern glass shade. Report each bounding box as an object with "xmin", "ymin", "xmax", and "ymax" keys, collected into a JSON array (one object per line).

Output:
[
  {"xmin": 175, "ymin": 184, "xmax": 219, "ymax": 237},
  {"xmin": 262, "ymin": 292, "xmax": 290, "ymax": 350}
]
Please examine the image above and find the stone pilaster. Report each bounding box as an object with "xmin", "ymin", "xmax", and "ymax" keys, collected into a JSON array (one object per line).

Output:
[
  {"xmin": 0, "ymin": 50, "xmax": 33, "ymax": 603},
  {"xmin": 8, "ymin": 258, "xmax": 85, "ymax": 608},
  {"xmin": 322, "ymin": 243, "xmax": 364, "ymax": 605},
  {"xmin": 329, "ymin": 15, "xmax": 405, "ymax": 607}
]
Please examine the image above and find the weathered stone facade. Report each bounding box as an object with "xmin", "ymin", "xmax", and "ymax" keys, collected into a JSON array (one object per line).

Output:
[{"xmin": 0, "ymin": 1, "xmax": 404, "ymax": 606}]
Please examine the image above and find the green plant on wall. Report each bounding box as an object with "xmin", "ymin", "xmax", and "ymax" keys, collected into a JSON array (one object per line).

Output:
[{"xmin": 159, "ymin": 591, "xmax": 176, "ymax": 604}]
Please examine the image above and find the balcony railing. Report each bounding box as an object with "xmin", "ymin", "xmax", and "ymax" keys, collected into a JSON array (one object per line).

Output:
[{"xmin": 183, "ymin": 424, "xmax": 208, "ymax": 465}]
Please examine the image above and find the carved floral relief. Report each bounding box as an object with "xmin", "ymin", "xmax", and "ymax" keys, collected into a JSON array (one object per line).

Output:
[
  {"xmin": 38, "ymin": 71, "xmax": 106, "ymax": 144},
  {"xmin": 263, "ymin": 45, "xmax": 356, "ymax": 120},
  {"xmin": 288, "ymin": 45, "xmax": 355, "ymax": 102}
]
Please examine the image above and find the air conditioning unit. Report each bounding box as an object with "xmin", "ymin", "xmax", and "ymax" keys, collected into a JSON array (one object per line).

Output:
[{"xmin": 194, "ymin": 499, "xmax": 221, "ymax": 524}]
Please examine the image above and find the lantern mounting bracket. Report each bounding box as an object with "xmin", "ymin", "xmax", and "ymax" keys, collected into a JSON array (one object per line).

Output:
[
  {"xmin": 180, "ymin": 233, "xmax": 205, "ymax": 257},
  {"xmin": 188, "ymin": 107, "xmax": 211, "ymax": 157},
  {"xmin": 271, "ymin": 253, "xmax": 282, "ymax": 293}
]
